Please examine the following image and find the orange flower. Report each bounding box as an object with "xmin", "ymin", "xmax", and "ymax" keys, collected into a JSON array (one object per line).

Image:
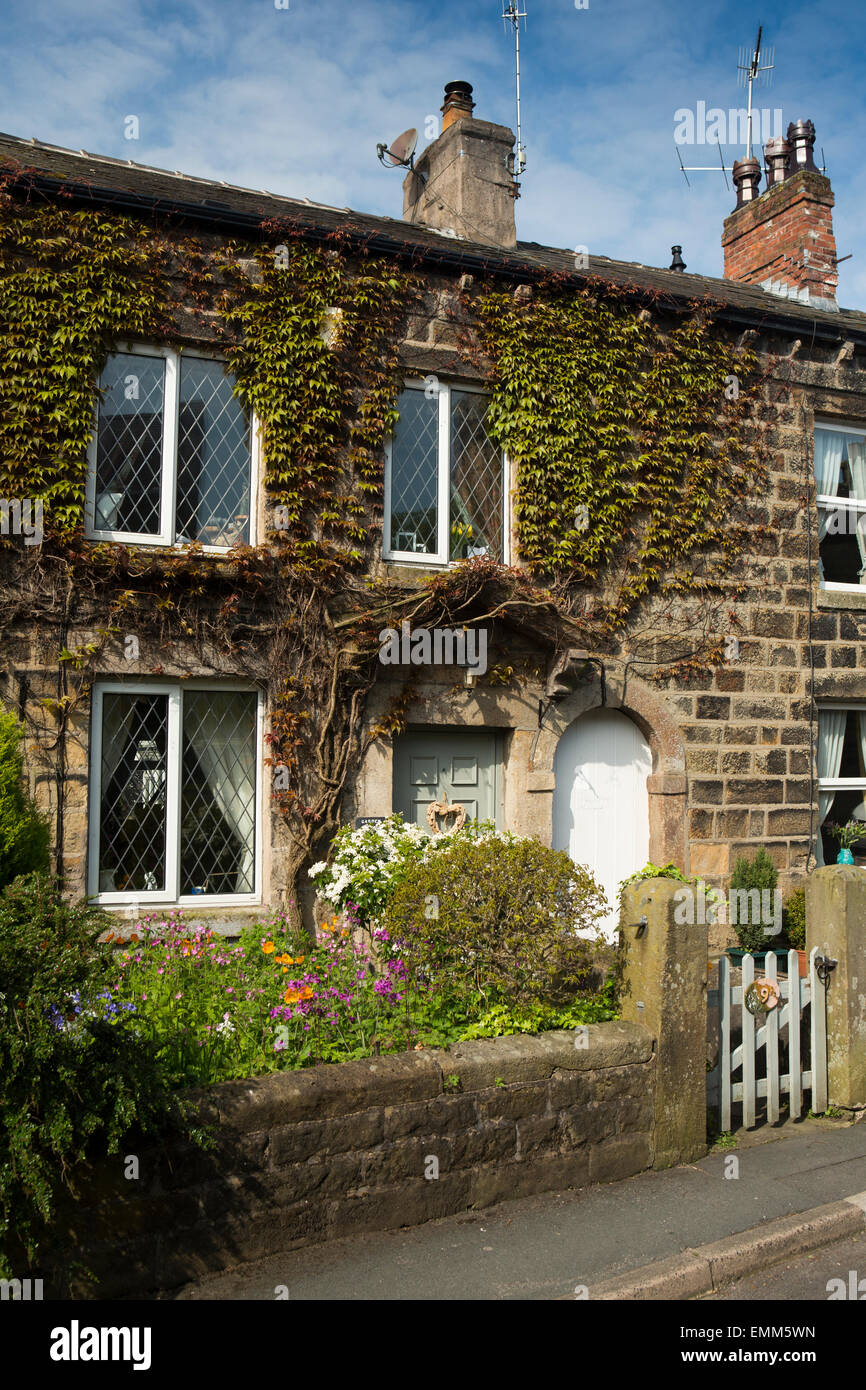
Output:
[
  {"xmin": 130, "ymin": 933, "xmax": 140, "ymax": 945},
  {"xmin": 262, "ymin": 941, "xmax": 276, "ymax": 955},
  {"xmin": 295, "ymin": 956, "xmax": 305, "ymax": 964},
  {"xmin": 282, "ymin": 967, "xmax": 289, "ymax": 974},
  {"xmin": 284, "ymin": 984, "xmax": 314, "ymax": 1005}
]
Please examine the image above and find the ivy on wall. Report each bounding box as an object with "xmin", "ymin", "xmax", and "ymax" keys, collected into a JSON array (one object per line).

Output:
[
  {"xmin": 0, "ymin": 170, "xmax": 770, "ymax": 914},
  {"xmin": 0, "ymin": 181, "xmax": 171, "ymax": 534},
  {"xmin": 470, "ymin": 280, "xmax": 765, "ymax": 640}
]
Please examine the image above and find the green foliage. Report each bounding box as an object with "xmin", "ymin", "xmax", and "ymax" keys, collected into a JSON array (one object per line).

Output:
[
  {"xmin": 220, "ymin": 239, "xmax": 409, "ymax": 572},
  {"xmin": 620, "ymin": 861, "xmax": 693, "ymax": 893},
  {"xmin": 783, "ymin": 885, "xmax": 806, "ymax": 950},
  {"xmin": 458, "ymin": 987, "xmax": 618, "ymax": 1040},
  {"xmin": 0, "ymin": 713, "xmax": 50, "ymax": 890},
  {"xmin": 473, "ymin": 283, "xmax": 763, "ymax": 633},
  {"xmin": 0, "ymin": 874, "xmax": 191, "ymax": 1275},
  {"xmin": 381, "ymin": 835, "xmax": 613, "ymax": 1014},
  {"xmin": 0, "ymin": 188, "xmax": 170, "ymax": 533},
  {"xmin": 728, "ymin": 847, "xmax": 778, "ymax": 951}
]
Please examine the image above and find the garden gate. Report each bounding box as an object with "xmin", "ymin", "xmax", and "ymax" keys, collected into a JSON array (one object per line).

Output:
[{"xmin": 707, "ymin": 947, "xmax": 828, "ymax": 1130}]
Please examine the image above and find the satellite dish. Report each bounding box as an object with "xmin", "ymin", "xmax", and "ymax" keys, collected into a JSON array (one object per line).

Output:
[{"xmin": 376, "ymin": 127, "xmax": 417, "ymax": 170}]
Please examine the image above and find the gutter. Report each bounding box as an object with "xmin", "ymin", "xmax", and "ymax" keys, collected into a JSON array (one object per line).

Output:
[{"xmin": 8, "ymin": 169, "xmax": 865, "ymax": 348}]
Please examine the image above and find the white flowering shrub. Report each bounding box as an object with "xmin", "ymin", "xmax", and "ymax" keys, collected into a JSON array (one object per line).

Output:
[{"xmin": 309, "ymin": 815, "xmax": 517, "ymax": 923}]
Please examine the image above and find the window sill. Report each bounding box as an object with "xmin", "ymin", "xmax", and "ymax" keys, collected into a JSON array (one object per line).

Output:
[
  {"xmin": 96, "ymin": 900, "xmax": 265, "ymax": 939},
  {"xmin": 86, "ymin": 536, "xmax": 243, "ymax": 557},
  {"xmin": 817, "ymin": 586, "xmax": 866, "ymax": 611}
]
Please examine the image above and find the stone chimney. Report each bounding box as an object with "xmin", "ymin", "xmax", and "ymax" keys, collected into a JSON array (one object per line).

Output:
[
  {"xmin": 403, "ymin": 82, "xmax": 518, "ymax": 249},
  {"xmin": 722, "ymin": 119, "xmax": 838, "ymax": 311}
]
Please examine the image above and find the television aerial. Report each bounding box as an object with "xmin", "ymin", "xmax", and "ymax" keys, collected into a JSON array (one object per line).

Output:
[
  {"xmin": 502, "ymin": 2, "xmax": 527, "ymax": 176},
  {"xmin": 675, "ymin": 24, "xmax": 774, "ymax": 188},
  {"xmin": 376, "ymin": 127, "xmax": 418, "ymax": 171}
]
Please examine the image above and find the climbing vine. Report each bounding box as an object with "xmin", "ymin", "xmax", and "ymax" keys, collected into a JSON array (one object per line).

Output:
[
  {"xmin": 467, "ymin": 278, "xmax": 767, "ymax": 656},
  {"xmin": 0, "ymin": 163, "xmax": 772, "ymax": 916},
  {"xmin": 0, "ymin": 179, "xmax": 171, "ymax": 533}
]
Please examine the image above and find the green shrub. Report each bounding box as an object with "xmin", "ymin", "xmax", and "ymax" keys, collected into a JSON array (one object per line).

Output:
[
  {"xmin": 783, "ymin": 885, "xmax": 806, "ymax": 950},
  {"xmin": 380, "ymin": 835, "xmax": 612, "ymax": 1014},
  {"xmin": 0, "ymin": 713, "xmax": 50, "ymax": 891},
  {"xmin": 728, "ymin": 847, "xmax": 778, "ymax": 951},
  {"xmin": 0, "ymin": 874, "xmax": 196, "ymax": 1276}
]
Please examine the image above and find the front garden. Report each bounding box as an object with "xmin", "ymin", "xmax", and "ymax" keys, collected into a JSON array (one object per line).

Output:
[
  {"xmin": 0, "ymin": 717, "xmax": 619, "ymax": 1272},
  {"xmin": 102, "ymin": 816, "xmax": 619, "ymax": 1086}
]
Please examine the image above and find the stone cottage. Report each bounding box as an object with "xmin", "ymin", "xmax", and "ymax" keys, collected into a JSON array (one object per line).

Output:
[{"xmin": 1, "ymin": 82, "xmax": 866, "ymax": 939}]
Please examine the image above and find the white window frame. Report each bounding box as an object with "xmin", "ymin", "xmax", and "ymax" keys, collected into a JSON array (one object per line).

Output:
[
  {"xmin": 815, "ymin": 419, "xmax": 866, "ymax": 593},
  {"xmin": 384, "ymin": 379, "xmax": 510, "ymax": 566},
  {"xmin": 87, "ymin": 680, "xmax": 264, "ymax": 908},
  {"xmin": 816, "ymin": 701, "xmax": 866, "ymax": 791},
  {"xmin": 84, "ymin": 343, "xmax": 260, "ymax": 553}
]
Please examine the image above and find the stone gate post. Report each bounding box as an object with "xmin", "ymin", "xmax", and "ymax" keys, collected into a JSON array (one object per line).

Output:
[
  {"xmin": 619, "ymin": 877, "xmax": 708, "ymax": 1167},
  {"xmin": 805, "ymin": 865, "xmax": 866, "ymax": 1108}
]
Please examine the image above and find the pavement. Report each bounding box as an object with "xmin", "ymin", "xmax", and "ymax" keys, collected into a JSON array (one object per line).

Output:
[{"xmin": 171, "ymin": 1115, "xmax": 866, "ymax": 1301}]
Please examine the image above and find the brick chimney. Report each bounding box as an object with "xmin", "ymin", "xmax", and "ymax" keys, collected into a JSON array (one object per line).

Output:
[
  {"xmin": 722, "ymin": 119, "xmax": 838, "ymax": 311},
  {"xmin": 403, "ymin": 82, "xmax": 518, "ymax": 248}
]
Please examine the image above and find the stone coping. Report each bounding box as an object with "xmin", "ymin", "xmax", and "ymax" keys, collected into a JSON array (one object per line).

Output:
[{"xmin": 197, "ymin": 1021, "xmax": 653, "ymax": 1133}]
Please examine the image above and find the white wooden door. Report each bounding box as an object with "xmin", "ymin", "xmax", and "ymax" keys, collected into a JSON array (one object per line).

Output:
[{"xmin": 553, "ymin": 709, "xmax": 651, "ymax": 939}]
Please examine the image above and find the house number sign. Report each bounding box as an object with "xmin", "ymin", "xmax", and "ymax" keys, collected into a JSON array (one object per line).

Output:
[{"xmin": 744, "ymin": 978, "xmax": 781, "ymax": 1016}]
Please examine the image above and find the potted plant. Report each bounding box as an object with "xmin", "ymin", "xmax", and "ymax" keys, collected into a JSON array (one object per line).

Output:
[
  {"xmin": 782, "ymin": 885, "xmax": 808, "ymax": 977},
  {"xmin": 725, "ymin": 847, "xmax": 782, "ymax": 963},
  {"xmin": 826, "ymin": 820, "xmax": 865, "ymax": 864}
]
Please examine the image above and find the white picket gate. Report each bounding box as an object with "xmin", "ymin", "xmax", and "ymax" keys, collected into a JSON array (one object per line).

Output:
[{"xmin": 707, "ymin": 947, "xmax": 828, "ymax": 1130}]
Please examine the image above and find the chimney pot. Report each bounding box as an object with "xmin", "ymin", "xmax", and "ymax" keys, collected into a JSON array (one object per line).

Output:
[
  {"xmin": 786, "ymin": 119, "xmax": 819, "ymax": 174},
  {"xmin": 441, "ymin": 80, "xmax": 475, "ymax": 131},
  {"xmin": 731, "ymin": 156, "xmax": 762, "ymax": 208},
  {"xmin": 669, "ymin": 246, "xmax": 686, "ymax": 272},
  {"xmin": 723, "ymin": 119, "xmax": 837, "ymax": 308},
  {"xmin": 764, "ymin": 136, "xmax": 790, "ymax": 187}
]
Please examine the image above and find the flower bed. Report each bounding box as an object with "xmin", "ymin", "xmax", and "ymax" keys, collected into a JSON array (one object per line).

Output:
[
  {"xmin": 90, "ymin": 818, "xmax": 620, "ymax": 1089},
  {"xmin": 103, "ymin": 907, "xmax": 616, "ymax": 1088}
]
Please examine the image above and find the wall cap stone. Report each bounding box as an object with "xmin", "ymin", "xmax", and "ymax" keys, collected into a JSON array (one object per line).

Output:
[{"xmin": 201, "ymin": 1022, "xmax": 654, "ymax": 1129}]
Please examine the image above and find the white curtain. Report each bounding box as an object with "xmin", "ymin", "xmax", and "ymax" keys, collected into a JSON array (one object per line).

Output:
[
  {"xmin": 847, "ymin": 441, "xmax": 866, "ymax": 579},
  {"xmin": 814, "ymin": 428, "xmax": 847, "ymax": 540},
  {"xmin": 816, "ymin": 709, "xmax": 847, "ymax": 866},
  {"xmin": 99, "ymin": 693, "xmax": 167, "ymax": 891},
  {"xmin": 183, "ymin": 692, "xmax": 256, "ymax": 891}
]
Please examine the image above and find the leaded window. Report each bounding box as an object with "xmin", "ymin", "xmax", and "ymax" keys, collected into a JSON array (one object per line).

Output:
[
  {"xmin": 89, "ymin": 684, "xmax": 260, "ymax": 903},
  {"xmin": 385, "ymin": 383, "xmax": 506, "ymax": 563},
  {"xmin": 86, "ymin": 348, "xmax": 254, "ymax": 548}
]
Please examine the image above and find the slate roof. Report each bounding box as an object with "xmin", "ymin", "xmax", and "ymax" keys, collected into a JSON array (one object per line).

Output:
[{"xmin": 1, "ymin": 130, "xmax": 864, "ymax": 343}]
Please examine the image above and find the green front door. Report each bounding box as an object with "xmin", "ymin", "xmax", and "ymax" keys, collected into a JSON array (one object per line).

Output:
[{"xmin": 393, "ymin": 730, "xmax": 500, "ymax": 829}]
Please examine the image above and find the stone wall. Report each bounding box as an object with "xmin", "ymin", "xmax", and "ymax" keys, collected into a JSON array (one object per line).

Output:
[{"xmin": 50, "ymin": 1022, "xmax": 654, "ymax": 1298}]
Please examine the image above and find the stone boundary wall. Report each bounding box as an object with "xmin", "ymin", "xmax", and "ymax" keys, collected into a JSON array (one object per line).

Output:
[{"xmin": 54, "ymin": 1021, "xmax": 654, "ymax": 1298}]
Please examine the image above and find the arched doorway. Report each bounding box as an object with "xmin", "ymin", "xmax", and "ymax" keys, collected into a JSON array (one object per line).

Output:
[{"xmin": 553, "ymin": 708, "xmax": 652, "ymax": 938}]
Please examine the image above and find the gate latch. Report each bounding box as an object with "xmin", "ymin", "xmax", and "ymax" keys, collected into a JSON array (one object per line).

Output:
[
  {"xmin": 635, "ymin": 915, "xmax": 648, "ymax": 938},
  {"xmin": 815, "ymin": 954, "xmax": 838, "ymax": 984}
]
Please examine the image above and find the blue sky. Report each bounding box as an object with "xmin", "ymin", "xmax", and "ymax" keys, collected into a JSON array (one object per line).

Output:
[{"xmin": 3, "ymin": 0, "xmax": 865, "ymax": 305}]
